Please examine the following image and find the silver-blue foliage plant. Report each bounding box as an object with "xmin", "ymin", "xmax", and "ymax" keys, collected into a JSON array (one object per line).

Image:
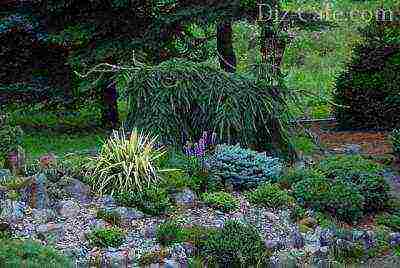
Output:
[{"xmin": 204, "ymin": 144, "xmax": 283, "ymax": 189}]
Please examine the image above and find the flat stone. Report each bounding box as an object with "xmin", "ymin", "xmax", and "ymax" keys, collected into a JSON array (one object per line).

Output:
[
  {"xmin": 113, "ymin": 207, "xmax": 144, "ymax": 225},
  {"xmin": 57, "ymin": 177, "xmax": 91, "ymax": 203},
  {"xmin": 31, "ymin": 208, "xmax": 57, "ymax": 224},
  {"xmin": 36, "ymin": 223, "xmax": 64, "ymax": 241},
  {"xmin": 57, "ymin": 200, "xmax": 80, "ymax": 218},
  {"xmin": 172, "ymin": 188, "xmax": 197, "ymax": 207}
]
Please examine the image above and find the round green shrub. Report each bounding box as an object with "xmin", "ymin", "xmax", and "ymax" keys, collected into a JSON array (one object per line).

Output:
[
  {"xmin": 319, "ymin": 155, "xmax": 389, "ymax": 212},
  {"xmin": 293, "ymin": 174, "xmax": 365, "ymax": 223},
  {"xmin": 156, "ymin": 220, "xmax": 185, "ymax": 246},
  {"xmin": 87, "ymin": 227, "xmax": 125, "ymax": 248},
  {"xmin": 115, "ymin": 186, "xmax": 171, "ymax": 216},
  {"xmin": 0, "ymin": 239, "xmax": 72, "ymax": 267},
  {"xmin": 200, "ymin": 220, "xmax": 268, "ymax": 266},
  {"xmin": 202, "ymin": 191, "xmax": 239, "ymax": 212},
  {"xmin": 96, "ymin": 209, "xmax": 121, "ymax": 226},
  {"xmin": 246, "ymin": 183, "xmax": 294, "ymax": 208},
  {"xmin": 334, "ymin": 19, "xmax": 400, "ymax": 130}
]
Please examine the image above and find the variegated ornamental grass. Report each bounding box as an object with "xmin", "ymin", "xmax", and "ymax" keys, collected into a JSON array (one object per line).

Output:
[{"xmin": 88, "ymin": 128, "xmax": 167, "ymax": 195}]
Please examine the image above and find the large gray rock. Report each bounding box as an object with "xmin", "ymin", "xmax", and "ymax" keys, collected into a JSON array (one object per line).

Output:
[
  {"xmin": 172, "ymin": 188, "xmax": 197, "ymax": 207},
  {"xmin": 57, "ymin": 177, "xmax": 91, "ymax": 203},
  {"xmin": 57, "ymin": 200, "xmax": 80, "ymax": 218},
  {"xmin": 114, "ymin": 207, "xmax": 144, "ymax": 225},
  {"xmin": 0, "ymin": 199, "xmax": 26, "ymax": 222}
]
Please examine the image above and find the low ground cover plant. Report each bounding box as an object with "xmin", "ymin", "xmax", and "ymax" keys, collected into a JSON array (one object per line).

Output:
[
  {"xmin": 0, "ymin": 239, "xmax": 72, "ymax": 267},
  {"xmin": 114, "ymin": 186, "xmax": 171, "ymax": 216},
  {"xmin": 247, "ymin": 183, "xmax": 294, "ymax": 208},
  {"xmin": 87, "ymin": 227, "xmax": 125, "ymax": 248},
  {"xmin": 201, "ymin": 191, "xmax": 239, "ymax": 212}
]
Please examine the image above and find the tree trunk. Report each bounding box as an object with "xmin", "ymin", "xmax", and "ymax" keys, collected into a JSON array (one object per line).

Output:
[
  {"xmin": 217, "ymin": 21, "xmax": 236, "ymax": 73},
  {"xmin": 101, "ymin": 81, "xmax": 119, "ymax": 129}
]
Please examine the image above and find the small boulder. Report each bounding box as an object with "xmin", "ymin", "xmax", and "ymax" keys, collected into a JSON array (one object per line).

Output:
[
  {"xmin": 172, "ymin": 188, "xmax": 197, "ymax": 207},
  {"xmin": 114, "ymin": 207, "xmax": 144, "ymax": 225},
  {"xmin": 36, "ymin": 222, "xmax": 65, "ymax": 242},
  {"xmin": 57, "ymin": 177, "xmax": 91, "ymax": 203},
  {"xmin": 57, "ymin": 200, "xmax": 80, "ymax": 218},
  {"xmin": 290, "ymin": 229, "xmax": 305, "ymax": 249}
]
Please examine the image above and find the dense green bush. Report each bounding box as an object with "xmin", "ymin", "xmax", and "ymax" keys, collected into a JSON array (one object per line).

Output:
[
  {"xmin": 202, "ymin": 192, "xmax": 239, "ymax": 212},
  {"xmin": 319, "ymin": 155, "xmax": 389, "ymax": 212},
  {"xmin": 293, "ymin": 174, "xmax": 365, "ymax": 223},
  {"xmin": 334, "ymin": 19, "xmax": 400, "ymax": 130},
  {"xmin": 376, "ymin": 213, "xmax": 400, "ymax": 232},
  {"xmin": 156, "ymin": 220, "xmax": 186, "ymax": 246},
  {"xmin": 319, "ymin": 155, "xmax": 384, "ymax": 179},
  {"xmin": 200, "ymin": 220, "xmax": 268, "ymax": 266},
  {"xmin": 87, "ymin": 128, "xmax": 167, "ymax": 195},
  {"xmin": 246, "ymin": 183, "xmax": 294, "ymax": 208},
  {"xmin": 278, "ymin": 168, "xmax": 323, "ymax": 188},
  {"xmin": 0, "ymin": 113, "xmax": 23, "ymax": 166},
  {"xmin": 0, "ymin": 239, "xmax": 72, "ymax": 267},
  {"xmin": 391, "ymin": 129, "xmax": 400, "ymax": 158},
  {"xmin": 87, "ymin": 227, "xmax": 125, "ymax": 248},
  {"xmin": 96, "ymin": 209, "xmax": 121, "ymax": 226},
  {"xmin": 125, "ymin": 59, "xmax": 293, "ymax": 154},
  {"xmin": 204, "ymin": 144, "xmax": 282, "ymax": 189},
  {"xmin": 114, "ymin": 186, "xmax": 171, "ymax": 216}
]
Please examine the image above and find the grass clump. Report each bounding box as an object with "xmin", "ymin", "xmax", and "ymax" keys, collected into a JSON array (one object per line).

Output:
[{"xmin": 87, "ymin": 227, "xmax": 125, "ymax": 248}]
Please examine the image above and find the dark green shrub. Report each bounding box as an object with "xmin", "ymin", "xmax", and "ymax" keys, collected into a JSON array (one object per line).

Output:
[
  {"xmin": 0, "ymin": 239, "xmax": 72, "ymax": 267},
  {"xmin": 200, "ymin": 220, "xmax": 268, "ymax": 266},
  {"xmin": 202, "ymin": 191, "xmax": 239, "ymax": 212},
  {"xmin": 290, "ymin": 204, "xmax": 307, "ymax": 222},
  {"xmin": 115, "ymin": 186, "xmax": 171, "ymax": 216},
  {"xmin": 391, "ymin": 129, "xmax": 400, "ymax": 158},
  {"xmin": 376, "ymin": 213, "xmax": 400, "ymax": 232},
  {"xmin": 319, "ymin": 155, "xmax": 384, "ymax": 179},
  {"xmin": 278, "ymin": 168, "xmax": 321, "ymax": 188},
  {"xmin": 293, "ymin": 174, "xmax": 364, "ymax": 223},
  {"xmin": 87, "ymin": 227, "xmax": 125, "ymax": 248},
  {"xmin": 125, "ymin": 59, "xmax": 292, "ymax": 153},
  {"xmin": 96, "ymin": 209, "xmax": 121, "ymax": 226},
  {"xmin": 204, "ymin": 144, "xmax": 282, "ymax": 189},
  {"xmin": 246, "ymin": 183, "xmax": 294, "ymax": 208},
  {"xmin": 319, "ymin": 155, "xmax": 389, "ymax": 212},
  {"xmin": 334, "ymin": 19, "xmax": 400, "ymax": 130},
  {"xmin": 156, "ymin": 220, "xmax": 186, "ymax": 246}
]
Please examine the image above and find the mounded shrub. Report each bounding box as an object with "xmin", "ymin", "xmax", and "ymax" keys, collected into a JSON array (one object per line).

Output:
[
  {"xmin": 87, "ymin": 227, "xmax": 125, "ymax": 248},
  {"xmin": 246, "ymin": 183, "xmax": 294, "ymax": 208},
  {"xmin": 200, "ymin": 220, "xmax": 268, "ymax": 266},
  {"xmin": 203, "ymin": 144, "xmax": 282, "ymax": 189},
  {"xmin": 293, "ymin": 172, "xmax": 365, "ymax": 223},
  {"xmin": 114, "ymin": 186, "xmax": 171, "ymax": 216},
  {"xmin": 319, "ymin": 155, "xmax": 389, "ymax": 212},
  {"xmin": 202, "ymin": 191, "xmax": 239, "ymax": 212},
  {"xmin": 334, "ymin": 18, "xmax": 400, "ymax": 130},
  {"xmin": 0, "ymin": 239, "xmax": 72, "ymax": 267}
]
